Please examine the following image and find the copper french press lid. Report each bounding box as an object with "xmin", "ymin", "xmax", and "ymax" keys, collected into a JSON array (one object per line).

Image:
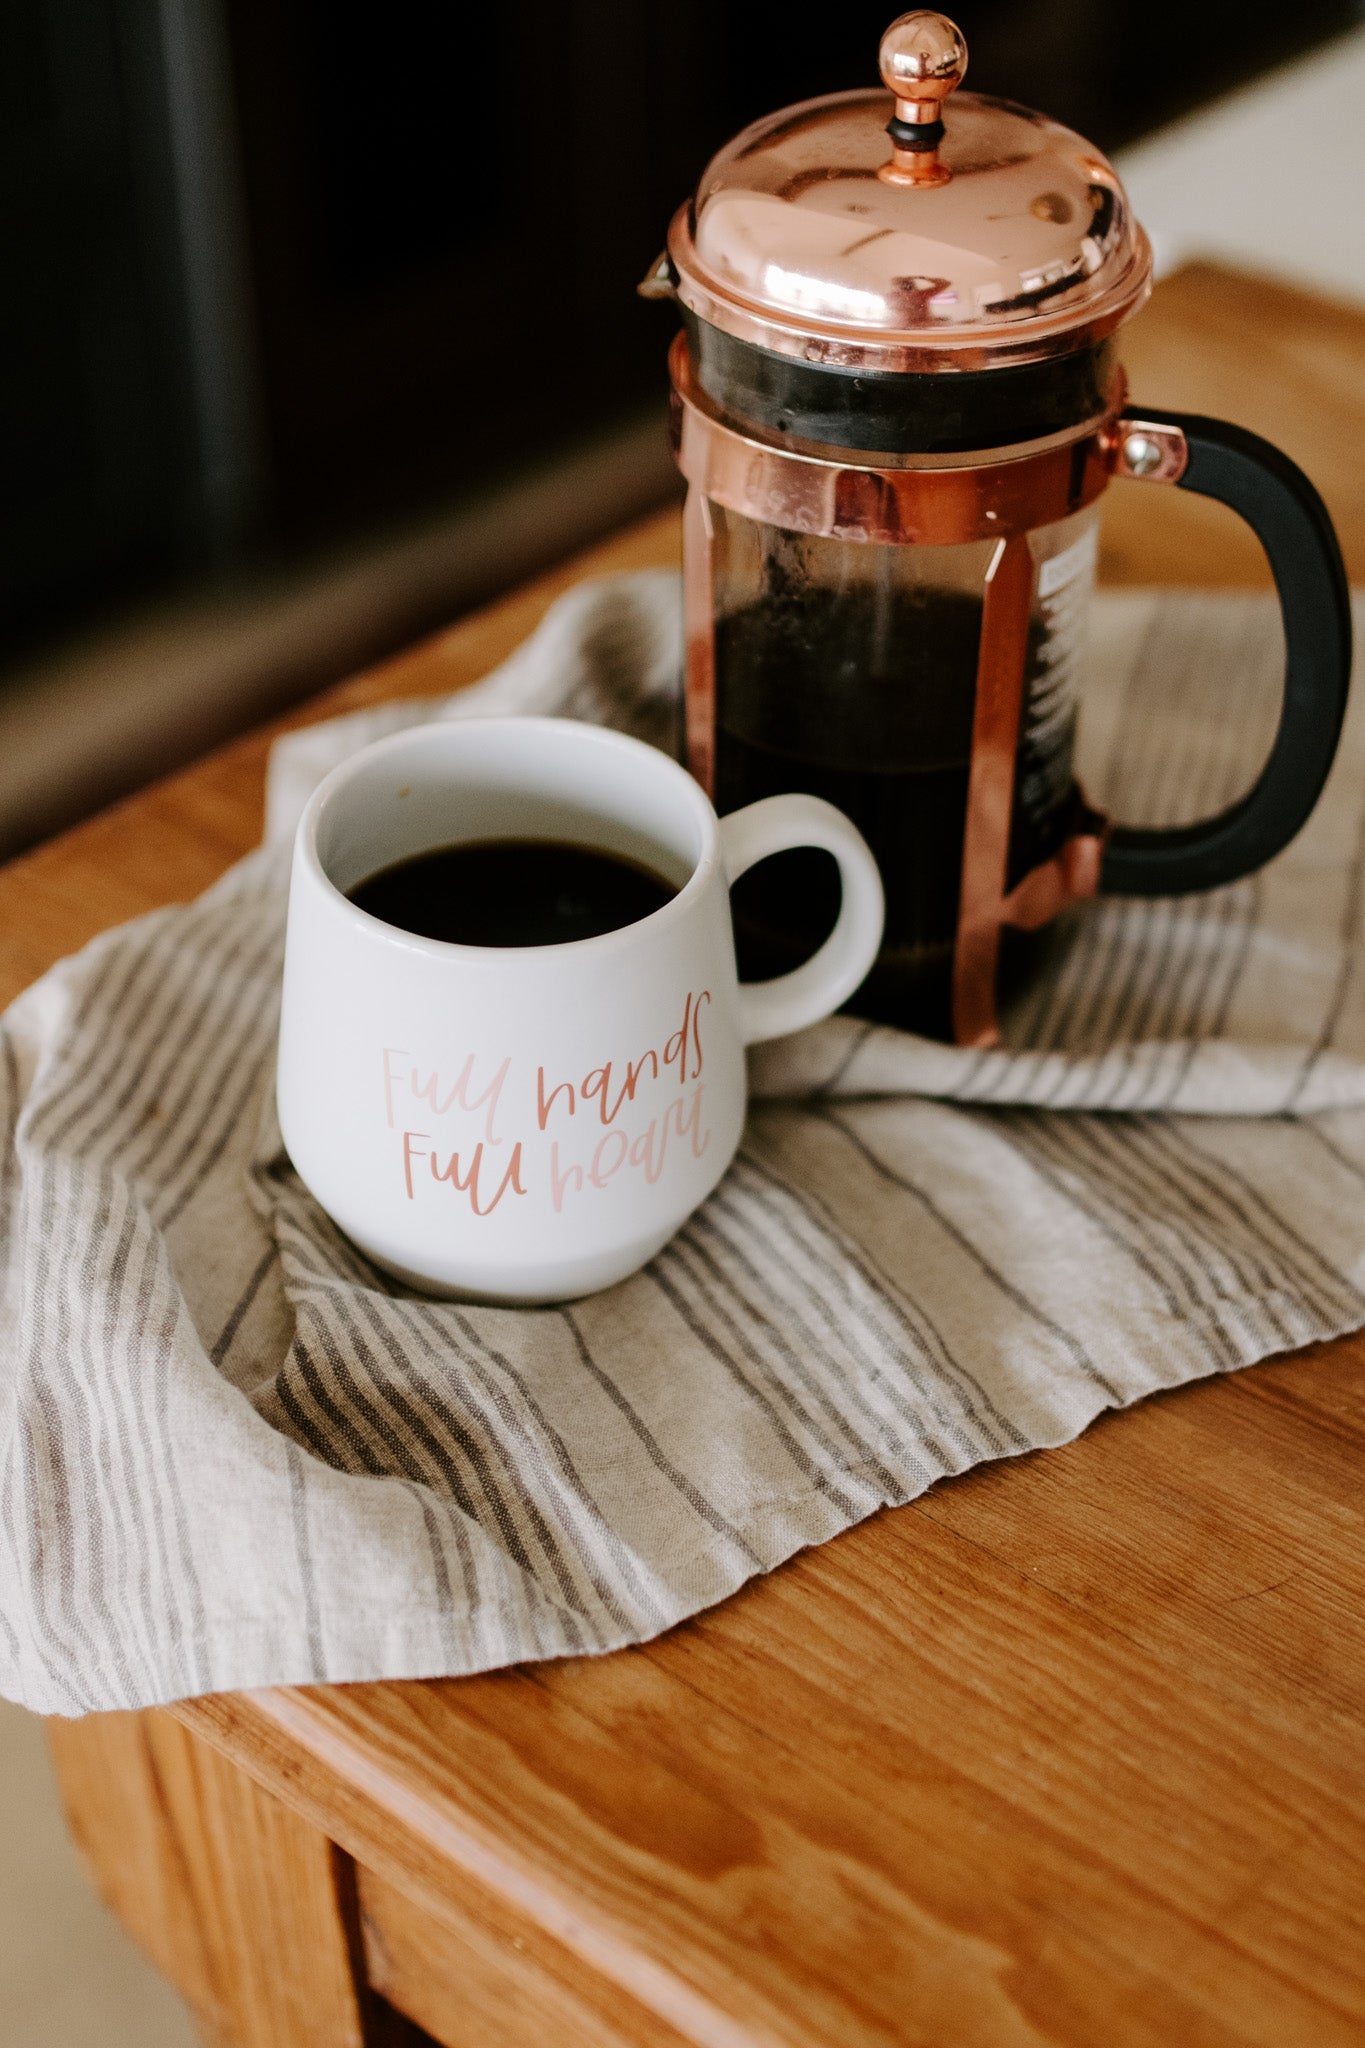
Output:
[{"xmin": 655, "ymin": 10, "xmax": 1152, "ymax": 375}]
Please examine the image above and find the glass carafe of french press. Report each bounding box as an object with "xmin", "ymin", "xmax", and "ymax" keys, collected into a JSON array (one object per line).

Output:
[{"xmin": 643, "ymin": 12, "xmax": 1351, "ymax": 1044}]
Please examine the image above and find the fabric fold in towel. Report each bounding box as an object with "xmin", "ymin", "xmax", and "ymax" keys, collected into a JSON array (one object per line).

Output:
[{"xmin": 2, "ymin": 572, "xmax": 1362, "ymax": 1716}]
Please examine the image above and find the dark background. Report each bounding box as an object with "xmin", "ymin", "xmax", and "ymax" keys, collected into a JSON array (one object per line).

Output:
[{"xmin": 5, "ymin": 0, "xmax": 1360, "ymax": 670}]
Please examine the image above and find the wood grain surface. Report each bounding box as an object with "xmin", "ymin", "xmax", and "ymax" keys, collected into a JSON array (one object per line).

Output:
[
  {"xmin": 47, "ymin": 1707, "xmax": 382, "ymax": 2047},
  {"xmin": 27, "ymin": 265, "xmax": 1365, "ymax": 2047}
]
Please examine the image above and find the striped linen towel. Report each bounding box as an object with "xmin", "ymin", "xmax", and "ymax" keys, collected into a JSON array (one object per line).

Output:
[{"xmin": 2, "ymin": 572, "xmax": 1362, "ymax": 1715}]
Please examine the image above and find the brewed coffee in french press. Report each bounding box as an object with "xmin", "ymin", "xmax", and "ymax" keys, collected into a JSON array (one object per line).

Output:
[{"xmin": 643, "ymin": 11, "xmax": 1351, "ymax": 1044}]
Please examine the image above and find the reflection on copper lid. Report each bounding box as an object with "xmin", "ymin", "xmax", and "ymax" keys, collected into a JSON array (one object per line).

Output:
[{"xmin": 668, "ymin": 18, "xmax": 1151, "ymax": 373}]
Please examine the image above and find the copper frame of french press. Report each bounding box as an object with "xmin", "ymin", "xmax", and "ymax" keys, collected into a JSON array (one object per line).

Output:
[{"xmin": 670, "ymin": 334, "xmax": 1186, "ymax": 1047}]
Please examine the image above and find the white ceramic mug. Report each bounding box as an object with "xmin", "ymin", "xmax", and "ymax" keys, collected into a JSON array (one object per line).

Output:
[{"xmin": 277, "ymin": 716, "xmax": 884, "ymax": 1303}]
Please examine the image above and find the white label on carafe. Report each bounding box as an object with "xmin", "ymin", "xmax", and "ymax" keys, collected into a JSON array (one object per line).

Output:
[
  {"xmin": 1018, "ymin": 524, "xmax": 1098, "ymax": 833},
  {"xmin": 1037, "ymin": 525, "xmax": 1099, "ymax": 598}
]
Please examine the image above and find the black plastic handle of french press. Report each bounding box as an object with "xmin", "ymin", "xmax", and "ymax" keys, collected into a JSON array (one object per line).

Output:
[{"xmin": 1098, "ymin": 409, "xmax": 1352, "ymax": 898}]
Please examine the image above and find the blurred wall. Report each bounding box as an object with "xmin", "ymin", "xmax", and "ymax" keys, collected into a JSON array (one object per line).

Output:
[{"xmin": 4, "ymin": 0, "xmax": 1360, "ymax": 673}]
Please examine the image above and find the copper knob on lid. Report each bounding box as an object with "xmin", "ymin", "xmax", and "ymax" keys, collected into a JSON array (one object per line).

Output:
[
  {"xmin": 880, "ymin": 11, "xmax": 967, "ymax": 121},
  {"xmin": 879, "ymin": 11, "xmax": 966, "ymax": 187}
]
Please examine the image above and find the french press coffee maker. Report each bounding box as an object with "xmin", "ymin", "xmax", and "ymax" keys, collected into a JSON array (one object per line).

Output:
[{"xmin": 643, "ymin": 12, "xmax": 1351, "ymax": 1044}]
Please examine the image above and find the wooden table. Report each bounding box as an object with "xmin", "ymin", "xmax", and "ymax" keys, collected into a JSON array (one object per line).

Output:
[{"xmin": 16, "ymin": 265, "xmax": 1365, "ymax": 2048}]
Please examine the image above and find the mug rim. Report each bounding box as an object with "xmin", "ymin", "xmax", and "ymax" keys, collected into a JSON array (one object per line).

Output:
[{"xmin": 297, "ymin": 714, "xmax": 724, "ymax": 963}]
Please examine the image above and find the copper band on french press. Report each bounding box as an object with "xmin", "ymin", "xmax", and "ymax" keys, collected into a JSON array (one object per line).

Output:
[
  {"xmin": 670, "ymin": 336, "xmax": 1115, "ymax": 547},
  {"xmin": 670, "ymin": 334, "xmax": 1117, "ymax": 1047}
]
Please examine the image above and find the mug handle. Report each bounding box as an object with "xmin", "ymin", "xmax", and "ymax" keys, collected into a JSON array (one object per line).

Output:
[
  {"xmin": 1099, "ymin": 409, "xmax": 1352, "ymax": 897},
  {"xmin": 719, "ymin": 794, "xmax": 885, "ymax": 1046}
]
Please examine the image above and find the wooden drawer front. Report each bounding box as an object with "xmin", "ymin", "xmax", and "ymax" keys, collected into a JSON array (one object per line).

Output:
[{"xmin": 357, "ymin": 1861, "xmax": 695, "ymax": 2048}]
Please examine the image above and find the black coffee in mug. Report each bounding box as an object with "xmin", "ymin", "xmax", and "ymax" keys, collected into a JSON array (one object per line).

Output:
[{"xmin": 348, "ymin": 838, "xmax": 678, "ymax": 947}]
